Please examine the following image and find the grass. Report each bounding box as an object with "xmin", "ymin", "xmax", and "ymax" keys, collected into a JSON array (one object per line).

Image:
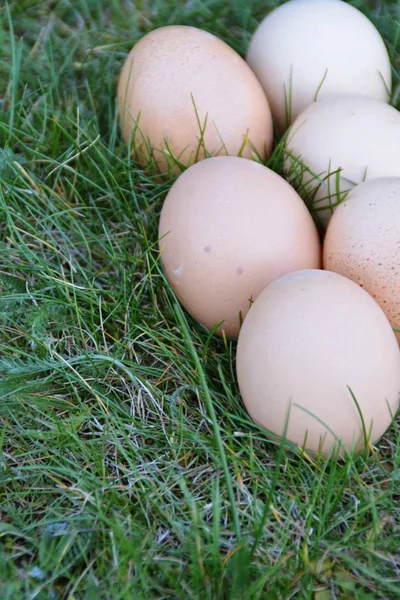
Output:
[{"xmin": 0, "ymin": 0, "xmax": 399, "ymax": 598}]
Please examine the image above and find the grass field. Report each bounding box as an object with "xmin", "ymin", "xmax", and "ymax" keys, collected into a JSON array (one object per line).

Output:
[{"xmin": 1, "ymin": 1, "xmax": 400, "ymax": 598}]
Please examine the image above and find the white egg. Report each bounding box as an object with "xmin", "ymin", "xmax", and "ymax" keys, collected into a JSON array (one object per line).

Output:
[
  {"xmin": 247, "ymin": 0, "xmax": 392, "ymax": 132},
  {"xmin": 284, "ymin": 95, "xmax": 400, "ymax": 227}
]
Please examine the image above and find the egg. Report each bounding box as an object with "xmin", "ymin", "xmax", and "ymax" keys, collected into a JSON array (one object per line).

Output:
[
  {"xmin": 246, "ymin": 0, "xmax": 392, "ymax": 132},
  {"xmin": 236, "ymin": 270, "xmax": 400, "ymax": 455},
  {"xmin": 284, "ymin": 95, "xmax": 400, "ymax": 227},
  {"xmin": 324, "ymin": 178, "xmax": 400, "ymax": 344},
  {"xmin": 159, "ymin": 157, "xmax": 321, "ymax": 338},
  {"xmin": 117, "ymin": 26, "xmax": 273, "ymax": 173}
]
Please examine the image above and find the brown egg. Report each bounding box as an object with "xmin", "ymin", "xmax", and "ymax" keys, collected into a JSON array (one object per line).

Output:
[
  {"xmin": 324, "ymin": 178, "xmax": 400, "ymax": 344},
  {"xmin": 117, "ymin": 26, "xmax": 273, "ymax": 173},
  {"xmin": 236, "ymin": 270, "xmax": 400, "ymax": 455},
  {"xmin": 159, "ymin": 157, "xmax": 321, "ymax": 338}
]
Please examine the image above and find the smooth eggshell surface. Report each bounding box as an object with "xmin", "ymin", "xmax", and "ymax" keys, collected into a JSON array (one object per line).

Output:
[
  {"xmin": 236, "ymin": 269, "xmax": 400, "ymax": 455},
  {"xmin": 117, "ymin": 26, "xmax": 273, "ymax": 173},
  {"xmin": 324, "ymin": 177, "xmax": 400, "ymax": 344},
  {"xmin": 159, "ymin": 157, "xmax": 321, "ymax": 338},
  {"xmin": 247, "ymin": 0, "xmax": 391, "ymax": 132},
  {"xmin": 284, "ymin": 95, "xmax": 400, "ymax": 227}
]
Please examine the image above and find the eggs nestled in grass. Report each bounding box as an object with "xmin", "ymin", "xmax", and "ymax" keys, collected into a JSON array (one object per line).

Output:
[{"xmin": 115, "ymin": 2, "xmax": 399, "ymax": 457}]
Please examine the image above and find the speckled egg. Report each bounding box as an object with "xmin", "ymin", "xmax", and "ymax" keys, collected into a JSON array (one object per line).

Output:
[
  {"xmin": 159, "ymin": 157, "xmax": 321, "ymax": 338},
  {"xmin": 117, "ymin": 26, "xmax": 273, "ymax": 173},
  {"xmin": 236, "ymin": 269, "xmax": 400, "ymax": 455},
  {"xmin": 324, "ymin": 177, "xmax": 400, "ymax": 343}
]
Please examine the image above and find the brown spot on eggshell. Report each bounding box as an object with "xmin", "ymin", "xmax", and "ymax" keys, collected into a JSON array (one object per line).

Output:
[{"xmin": 159, "ymin": 156, "xmax": 321, "ymax": 338}]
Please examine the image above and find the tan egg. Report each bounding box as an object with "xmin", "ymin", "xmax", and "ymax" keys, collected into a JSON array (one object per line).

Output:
[
  {"xmin": 236, "ymin": 270, "xmax": 400, "ymax": 456},
  {"xmin": 159, "ymin": 157, "xmax": 321, "ymax": 338},
  {"xmin": 324, "ymin": 178, "xmax": 400, "ymax": 344},
  {"xmin": 117, "ymin": 26, "xmax": 273, "ymax": 173},
  {"xmin": 284, "ymin": 95, "xmax": 400, "ymax": 227},
  {"xmin": 247, "ymin": 0, "xmax": 391, "ymax": 132}
]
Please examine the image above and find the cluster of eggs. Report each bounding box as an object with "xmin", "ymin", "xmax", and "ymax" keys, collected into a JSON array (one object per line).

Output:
[{"xmin": 117, "ymin": 0, "xmax": 400, "ymax": 456}]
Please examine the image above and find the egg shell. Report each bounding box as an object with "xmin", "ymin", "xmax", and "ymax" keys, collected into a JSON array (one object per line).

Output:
[
  {"xmin": 284, "ymin": 95, "xmax": 400, "ymax": 227},
  {"xmin": 117, "ymin": 25, "xmax": 273, "ymax": 173},
  {"xmin": 324, "ymin": 177, "xmax": 400, "ymax": 344},
  {"xmin": 236, "ymin": 269, "xmax": 400, "ymax": 455},
  {"xmin": 246, "ymin": 0, "xmax": 391, "ymax": 132},
  {"xmin": 159, "ymin": 157, "xmax": 321, "ymax": 338}
]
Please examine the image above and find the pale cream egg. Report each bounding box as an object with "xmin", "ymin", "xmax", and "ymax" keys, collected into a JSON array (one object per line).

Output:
[
  {"xmin": 247, "ymin": 0, "xmax": 391, "ymax": 132},
  {"xmin": 236, "ymin": 269, "xmax": 400, "ymax": 455},
  {"xmin": 284, "ymin": 95, "xmax": 400, "ymax": 227}
]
